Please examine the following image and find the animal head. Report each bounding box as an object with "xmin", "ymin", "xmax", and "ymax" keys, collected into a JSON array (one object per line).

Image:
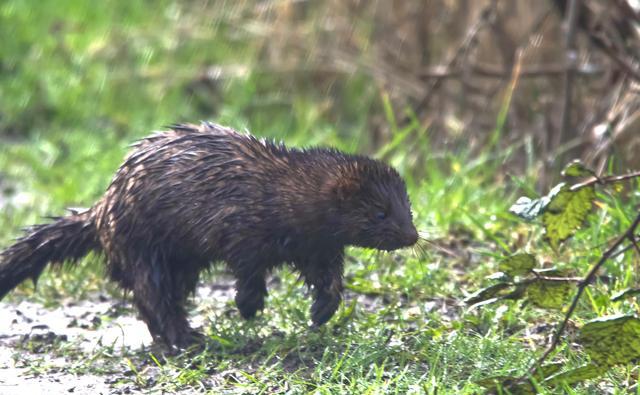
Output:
[{"xmin": 328, "ymin": 158, "xmax": 418, "ymax": 251}]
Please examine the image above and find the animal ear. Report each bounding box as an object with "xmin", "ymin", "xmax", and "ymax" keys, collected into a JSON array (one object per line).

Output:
[{"xmin": 327, "ymin": 176, "xmax": 361, "ymax": 201}]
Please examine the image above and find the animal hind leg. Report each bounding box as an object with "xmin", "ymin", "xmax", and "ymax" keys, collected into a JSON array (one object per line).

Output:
[
  {"xmin": 129, "ymin": 253, "xmax": 196, "ymax": 349},
  {"xmin": 234, "ymin": 270, "xmax": 268, "ymax": 319}
]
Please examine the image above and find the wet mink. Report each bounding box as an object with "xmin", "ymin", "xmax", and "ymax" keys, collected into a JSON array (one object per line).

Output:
[{"xmin": 0, "ymin": 122, "xmax": 418, "ymax": 349}]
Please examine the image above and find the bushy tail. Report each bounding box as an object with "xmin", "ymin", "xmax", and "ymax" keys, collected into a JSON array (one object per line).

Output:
[{"xmin": 0, "ymin": 210, "xmax": 99, "ymax": 299}]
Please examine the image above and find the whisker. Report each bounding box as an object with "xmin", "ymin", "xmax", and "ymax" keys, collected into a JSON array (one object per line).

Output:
[{"xmin": 419, "ymin": 237, "xmax": 461, "ymax": 258}]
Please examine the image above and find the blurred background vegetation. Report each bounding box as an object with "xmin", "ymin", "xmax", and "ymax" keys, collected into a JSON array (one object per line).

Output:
[
  {"xmin": 3, "ymin": 0, "xmax": 640, "ymax": 277},
  {"xmin": 2, "ymin": 0, "xmax": 640, "ymax": 186}
]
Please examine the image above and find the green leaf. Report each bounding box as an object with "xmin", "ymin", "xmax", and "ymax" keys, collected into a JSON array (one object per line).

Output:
[
  {"xmin": 479, "ymin": 362, "xmax": 596, "ymax": 393},
  {"xmin": 542, "ymin": 184, "xmax": 595, "ymax": 249},
  {"xmin": 464, "ymin": 282, "xmax": 512, "ymax": 305},
  {"xmin": 578, "ymin": 315, "xmax": 640, "ymax": 367},
  {"xmin": 475, "ymin": 375, "xmax": 515, "ymax": 388},
  {"xmin": 509, "ymin": 182, "xmax": 565, "ymax": 221},
  {"xmin": 208, "ymin": 334, "xmax": 234, "ymax": 348},
  {"xmin": 561, "ymin": 159, "xmax": 596, "ymax": 178},
  {"xmin": 486, "ymin": 271, "xmax": 511, "ymax": 281},
  {"xmin": 535, "ymin": 362, "xmax": 565, "ymax": 379},
  {"xmin": 475, "ymin": 375, "xmax": 537, "ymax": 394},
  {"xmin": 509, "ymin": 196, "xmax": 548, "ymax": 220},
  {"xmin": 611, "ymin": 288, "xmax": 640, "ymax": 302},
  {"xmin": 499, "ymin": 253, "xmax": 536, "ymax": 276},
  {"xmin": 526, "ymin": 279, "xmax": 574, "ymax": 310},
  {"xmin": 532, "ymin": 267, "xmax": 571, "ymax": 277},
  {"xmin": 544, "ymin": 364, "xmax": 604, "ymax": 386}
]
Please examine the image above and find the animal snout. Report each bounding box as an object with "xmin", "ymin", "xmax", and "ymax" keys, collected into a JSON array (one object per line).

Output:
[{"xmin": 403, "ymin": 226, "xmax": 419, "ymax": 246}]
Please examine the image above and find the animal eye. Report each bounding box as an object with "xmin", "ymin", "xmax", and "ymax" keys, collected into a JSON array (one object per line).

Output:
[{"xmin": 375, "ymin": 211, "xmax": 387, "ymax": 220}]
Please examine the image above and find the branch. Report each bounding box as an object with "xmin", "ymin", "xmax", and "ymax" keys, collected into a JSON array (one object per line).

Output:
[
  {"xmin": 557, "ymin": 0, "xmax": 580, "ymax": 156},
  {"xmin": 570, "ymin": 169, "xmax": 640, "ymax": 191},
  {"xmin": 591, "ymin": 38, "xmax": 640, "ymax": 84},
  {"xmin": 552, "ymin": 0, "xmax": 640, "ymax": 83},
  {"xmin": 418, "ymin": 62, "xmax": 604, "ymax": 80},
  {"xmin": 526, "ymin": 276, "xmax": 583, "ymax": 283},
  {"xmin": 526, "ymin": 212, "xmax": 640, "ymax": 378},
  {"xmin": 629, "ymin": 234, "xmax": 640, "ymax": 257},
  {"xmin": 408, "ymin": 4, "xmax": 495, "ymax": 119}
]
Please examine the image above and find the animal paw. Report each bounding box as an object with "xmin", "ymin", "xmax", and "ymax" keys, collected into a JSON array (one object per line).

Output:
[{"xmin": 310, "ymin": 293, "xmax": 341, "ymax": 326}]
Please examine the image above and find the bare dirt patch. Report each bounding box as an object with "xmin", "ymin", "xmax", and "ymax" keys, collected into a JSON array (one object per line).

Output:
[{"xmin": 0, "ymin": 280, "xmax": 237, "ymax": 395}]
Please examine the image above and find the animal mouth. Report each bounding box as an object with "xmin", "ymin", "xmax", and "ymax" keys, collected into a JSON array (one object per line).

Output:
[{"xmin": 378, "ymin": 229, "xmax": 419, "ymax": 251}]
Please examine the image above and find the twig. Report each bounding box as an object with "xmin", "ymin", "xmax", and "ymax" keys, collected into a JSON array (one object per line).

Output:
[
  {"xmin": 629, "ymin": 234, "xmax": 640, "ymax": 257},
  {"xmin": 552, "ymin": 0, "xmax": 640, "ymax": 83},
  {"xmin": 526, "ymin": 212, "xmax": 640, "ymax": 377},
  {"xmin": 614, "ymin": 0, "xmax": 640, "ymax": 25},
  {"xmin": 557, "ymin": 0, "xmax": 580, "ymax": 155},
  {"xmin": 418, "ymin": 63, "xmax": 604, "ymax": 80},
  {"xmin": 601, "ymin": 235, "xmax": 637, "ymax": 263},
  {"xmin": 569, "ymin": 169, "xmax": 640, "ymax": 191},
  {"xmin": 410, "ymin": 4, "xmax": 495, "ymax": 119},
  {"xmin": 526, "ymin": 276, "xmax": 583, "ymax": 283},
  {"xmin": 473, "ymin": 62, "xmax": 601, "ymax": 79},
  {"xmin": 591, "ymin": 40, "xmax": 640, "ymax": 84}
]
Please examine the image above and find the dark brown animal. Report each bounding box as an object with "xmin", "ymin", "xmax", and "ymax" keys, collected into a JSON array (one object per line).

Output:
[{"xmin": 0, "ymin": 122, "xmax": 418, "ymax": 349}]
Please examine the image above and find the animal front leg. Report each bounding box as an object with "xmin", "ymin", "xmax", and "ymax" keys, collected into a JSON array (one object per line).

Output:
[
  {"xmin": 299, "ymin": 250, "xmax": 344, "ymax": 326},
  {"xmin": 311, "ymin": 277, "xmax": 343, "ymax": 326}
]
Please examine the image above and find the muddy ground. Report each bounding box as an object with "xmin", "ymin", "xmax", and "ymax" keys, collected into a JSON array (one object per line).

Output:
[{"xmin": 0, "ymin": 280, "xmax": 238, "ymax": 395}]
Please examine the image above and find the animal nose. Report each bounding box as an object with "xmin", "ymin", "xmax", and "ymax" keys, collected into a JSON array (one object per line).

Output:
[{"xmin": 404, "ymin": 226, "xmax": 419, "ymax": 246}]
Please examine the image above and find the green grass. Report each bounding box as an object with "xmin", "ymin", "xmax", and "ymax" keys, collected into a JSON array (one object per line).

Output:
[{"xmin": 1, "ymin": 1, "xmax": 640, "ymax": 394}]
